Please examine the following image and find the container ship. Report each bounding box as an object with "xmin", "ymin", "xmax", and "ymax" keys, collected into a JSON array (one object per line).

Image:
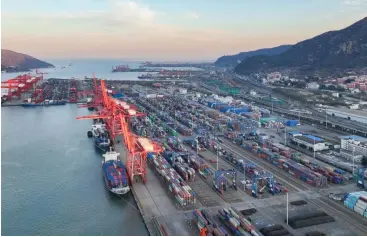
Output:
[
  {"xmin": 88, "ymin": 123, "xmax": 111, "ymax": 152},
  {"xmin": 112, "ymin": 65, "xmax": 130, "ymax": 72},
  {"xmin": 112, "ymin": 64, "xmax": 159, "ymax": 73},
  {"xmin": 22, "ymin": 99, "xmax": 67, "ymax": 107},
  {"xmin": 102, "ymin": 148, "xmax": 130, "ymax": 195},
  {"xmin": 138, "ymin": 73, "xmax": 154, "ymax": 79}
]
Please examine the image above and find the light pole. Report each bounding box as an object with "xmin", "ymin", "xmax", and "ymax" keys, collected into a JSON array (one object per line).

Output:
[
  {"xmin": 216, "ymin": 148, "xmax": 219, "ymax": 171},
  {"xmin": 284, "ymin": 126, "xmax": 287, "ymax": 145},
  {"xmin": 286, "ymin": 192, "xmax": 289, "ymax": 225},
  {"xmin": 352, "ymin": 147, "xmax": 355, "ymax": 175},
  {"xmin": 325, "ymin": 114, "xmax": 327, "ymax": 129},
  {"xmin": 313, "ymin": 137, "xmax": 316, "ymax": 159}
]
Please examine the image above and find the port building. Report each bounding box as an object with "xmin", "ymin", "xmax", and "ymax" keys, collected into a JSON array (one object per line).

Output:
[
  {"xmin": 340, "ymin": 135, "xmax": 367, "ymax": 157},
  {"xmin": 289, "ymin": 132, "xmax": 329, "ymax": 152}
]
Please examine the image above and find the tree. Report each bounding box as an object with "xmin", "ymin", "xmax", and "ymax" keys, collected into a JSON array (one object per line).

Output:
[{"xmin": 362, "ymin": 157, "xmax": 367, "ymax": 167}]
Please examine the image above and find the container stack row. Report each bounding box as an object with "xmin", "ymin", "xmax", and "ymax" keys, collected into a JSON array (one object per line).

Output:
[
  {"xmin": 192, "ymin": 209, "xmax": 228, "ymax": 236},
  {"xmin": 162, "ymin": 151, "xmax": 196, "ymax": 182},
  {"xmin": 214, "ymin": 146, "xmax": 286, "ymax": 195},
  {"xmin": 218, "ymin": 207, "xmax": 260, "ymax": 236},
  {"xmin": 148, "ymin": 153, "xmax": 197, "ymax": 206},
  {"xmin": 241, "ymin": 142, "xmax": 327, "ymax": 187},
  {"xmin": 254, "ymin": 139, "xmax": 346, "ymax": 186},
  {"xmin": 344, "ymin": 191, "xmax": 367, "ymax": 219},
  {"xmin": 285, "ymin": 120, "xmax": 299, "ymax": 127},
  {"xmin": 189, "ymin": 154, "xmax": 213, "ymax": 179}
]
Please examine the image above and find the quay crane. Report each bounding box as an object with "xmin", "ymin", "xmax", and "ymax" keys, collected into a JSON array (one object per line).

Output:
[
  {"xmin": 1, "ymin": 73, "xmax": 43, "ymax": 100},
  {"xmin": 68, "ymin": 78, "xmax": 78, "ymax": 103},
  {"xmin": 78, "ymin": 74, "xmax": 104, "ymax": 111},
  {"xmin": 76, "ymin": 76, "xmax": 162, "ymax": 184}
]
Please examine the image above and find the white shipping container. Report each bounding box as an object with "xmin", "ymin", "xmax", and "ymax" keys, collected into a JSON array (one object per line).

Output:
[
  {"xmin": 354, "ymin": 206, "xmax": 364, "ymax": 213},
  {"xmin": 355, "ymin": 202, "xmax": 367, "ymax": 210},
  {"xmin": 146, "ymin": 94, "xmax": 157, "ymax": 98},
  {"xmin": 229, "ymin": 218, "xmax": 239, "ymax": 228}
]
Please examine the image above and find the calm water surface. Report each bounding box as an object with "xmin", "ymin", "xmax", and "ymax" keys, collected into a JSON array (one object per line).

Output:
[
  {"xmin": 1, "ymin": 105, "xmax": 148, "ymax": 236},
  {"xmin": 1, "ymin": 59, "xmax": 204, "ymax": 82}
]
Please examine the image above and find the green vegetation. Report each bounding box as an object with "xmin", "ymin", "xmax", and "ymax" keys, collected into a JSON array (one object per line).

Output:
[
  {"xmin": 235, "ymin": 17, "xmax": 367, "ymax": 76},
  {"xmin": 215, "ymin": 45, "xmax": 291, "ymax": 67}
]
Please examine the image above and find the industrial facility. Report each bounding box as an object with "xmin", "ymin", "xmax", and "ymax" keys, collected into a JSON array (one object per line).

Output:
[
  {"xmin": 3, "ymin": 71, "xmax": 367, "ymax": 236},
  {"xmin": 325, "ymin": 108, "xmax": 367, "ymax": 124},
  {"xmin": 289, "ymin": 132, "xmax": 330, "ymax": 152},
  {"xmin": 341, "ymin": 135, "xmax": 367, "ymax": 157}
]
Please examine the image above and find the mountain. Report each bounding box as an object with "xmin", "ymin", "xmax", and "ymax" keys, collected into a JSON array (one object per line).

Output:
[
  {"xmin": 215, "ymin": 45, "xmax": 292, "ymax": 67},
  {"xmin": 235, "ymin": 17, "xmax": 367, "ymax": 76},
  {"xmin": 1, "ymin": 49, "xmax": 54, "ymax": 73}
]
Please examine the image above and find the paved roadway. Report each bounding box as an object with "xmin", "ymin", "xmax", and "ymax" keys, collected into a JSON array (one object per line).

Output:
[{"xmin": 216, "ymin": 139, "xmax": 367, "ymax": 235}]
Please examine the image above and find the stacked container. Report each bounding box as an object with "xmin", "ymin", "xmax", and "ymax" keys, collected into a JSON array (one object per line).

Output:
[
  {"xmin": 162, "ymin": 151, "xmax": 196, "ymax": 182},
  {"xmin": 149, "ymin": 154, "xmax": 196, "ymax": 206},
  {"xmin": 189, "ymin": 154, "xmax": 213, "ymax": 179},
  {"xmin": 285, "ymin": 120, "xmax": 299, "ymax": 127},
  {"xmin": 218, "ymin": 208, "xmax": 259, "ymax": 236},
  {"xmin": 344, "ymin": 191, "xmax": 367, "ymax": 219},
  {"xmin": 283, "ymin": 160, "xmax": 327, "ymax": 187},
  {"xmin": 192, "ymin": 209, "xmax": 228, "ymax": 236}
]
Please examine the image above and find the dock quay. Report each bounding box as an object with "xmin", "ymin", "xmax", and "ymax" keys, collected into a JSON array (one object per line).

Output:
[{"xmin": 74, "ymin": 75, "xmax": 367, "ymax": 236}]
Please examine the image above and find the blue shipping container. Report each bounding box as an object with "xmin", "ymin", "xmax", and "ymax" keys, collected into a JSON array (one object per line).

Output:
[
  {"xmin": 220, "ymin": 106, "xmax": 235, "ymax": 112},
  {"xmin": 285, "ymin": 120, "xmax": 299, "ymax": 126}
]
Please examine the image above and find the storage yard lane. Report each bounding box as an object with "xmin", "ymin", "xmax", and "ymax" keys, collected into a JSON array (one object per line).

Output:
[{"xmin": 218, "ymin": 139, "xmax": 311, "ymax": 193}]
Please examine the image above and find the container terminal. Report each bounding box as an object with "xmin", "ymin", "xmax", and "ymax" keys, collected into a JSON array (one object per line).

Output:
[{"xmin": 2, "ymin": 70, "xmax": 367, "ymax": 236}]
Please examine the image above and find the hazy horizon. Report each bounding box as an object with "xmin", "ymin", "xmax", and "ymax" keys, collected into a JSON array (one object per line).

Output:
[{"xmin": 2, "ymin": 0, "xmax": 367, "ymax": 61}]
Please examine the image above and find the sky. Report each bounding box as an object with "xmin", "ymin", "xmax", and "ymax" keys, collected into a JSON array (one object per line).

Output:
[{"xmin": 1, "ymin": 0, "xmax": 367, "ymax": 61}]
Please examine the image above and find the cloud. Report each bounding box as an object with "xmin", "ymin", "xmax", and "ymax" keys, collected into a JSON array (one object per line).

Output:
[
  {"xmin": 0, "ymin": 0, "xmax": 310, "ymax": 60},
  {"xmin": 341, "ymin": 0, "xmax": 367, "ymax": 5},
  {"xmin": 3, "ymin": 0, "xmax": 158, "ymax": 28},
  {"xmin": 184, "ymin": 11, "xmax": 200, "ymax": 20}
]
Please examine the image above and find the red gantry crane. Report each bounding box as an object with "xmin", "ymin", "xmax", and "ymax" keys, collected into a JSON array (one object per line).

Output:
[
  {"xmin": 69, "ymin": 78, "xmax": 78, "ymax": 103},
  {"xmin": 76, "ymin": 77, "xmax": 162, "ymax": 184},
  {"xmin": 1, "ymin": 73, "xmax": 42, "ymax": 100},
  {"xmin": 78, "ymin": 74, "xmax": 104, "ymax": 111}
]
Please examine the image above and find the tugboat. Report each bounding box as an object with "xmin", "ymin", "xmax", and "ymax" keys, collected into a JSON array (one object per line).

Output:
[{"xmin": 102, "ymin": 148, "xmax": 130, "ymax": 195}]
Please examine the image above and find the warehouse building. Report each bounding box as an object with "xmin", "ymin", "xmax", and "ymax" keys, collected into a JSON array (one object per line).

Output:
[
  {"xmin": 290, "ymin": 133, "xmax": 329, "ymax": 152},
  {"xmin": 325, "ymin": 108, "xmax": 367, "ymax": 124},
  {"xmin": 340, "ymin": 135, "xmax": 367, "ymax": 157}
]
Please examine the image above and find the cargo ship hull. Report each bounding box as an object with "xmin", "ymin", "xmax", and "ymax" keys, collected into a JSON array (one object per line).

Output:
[
  {"xmin": 22, "ymin": 101, "xmax": 67, "ymax": 107},
  {"xmin": 94, "ymin": 138, "xmax": 110, "ymax": 153},
  {"xmin": 102, "ymin": 150, "xmax": 130, "ymax": 195}
]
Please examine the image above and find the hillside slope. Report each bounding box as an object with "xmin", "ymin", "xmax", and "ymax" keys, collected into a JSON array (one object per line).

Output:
[
  {"xmin": 235, "ymin": 17, "xmax": 367, "ymax": 76},
  {"xmin": 215, "ymin": 45, "xmax": 292, "ymax": 67},
  {"xmin": 1, "ymin": 49, "xmax": 54, "ymax": 72}
]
